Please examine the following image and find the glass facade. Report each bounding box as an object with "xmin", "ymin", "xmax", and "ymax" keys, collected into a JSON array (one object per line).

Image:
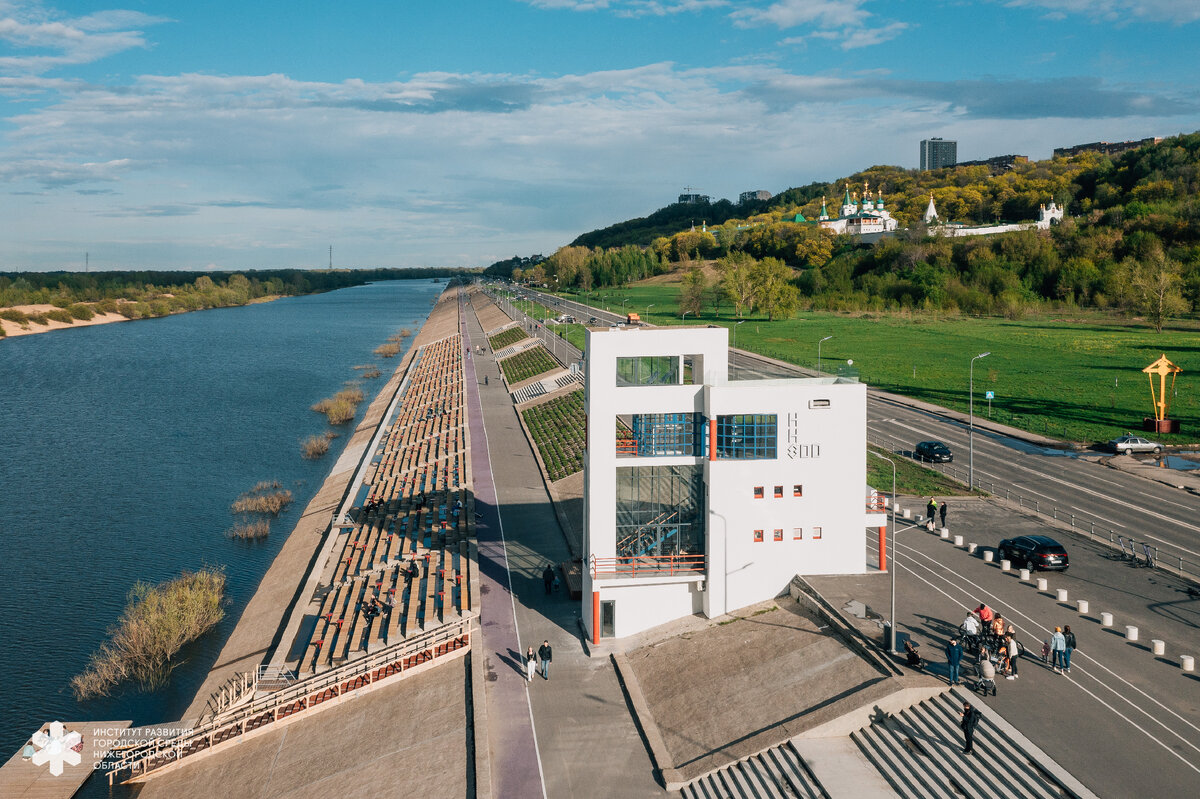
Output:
[
  {"xmin": 715, "ymin": 413, "xmax": 777, "ymax": 459},
  {"xmin": 616, "ymin": 356, "xmax": 679, "ymax": 387},
  {"xmin": 625, "ymin": 412, "xmax": 704, "ymax": 456},
  {"xmin": 615, "ymin": 464, "xmax": 705, "ymax": 558}
]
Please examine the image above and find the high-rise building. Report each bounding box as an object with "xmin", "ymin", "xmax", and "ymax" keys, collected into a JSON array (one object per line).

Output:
[{"xmin": 920, "ymin": 137, "xmax": 957, "ymax": 170}]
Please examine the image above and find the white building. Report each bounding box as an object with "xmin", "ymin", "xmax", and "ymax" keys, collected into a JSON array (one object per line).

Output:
[
  {"xmin": 582, "ymin": 326, "xmax": 885, "ymax": 642},
  {"xmin": 923, "ymin": 195, "xmax": 1064, "ymax": 237},
  {"xmin": 817, "ymin": 182, "xmax": 900, "ymax": 236}
]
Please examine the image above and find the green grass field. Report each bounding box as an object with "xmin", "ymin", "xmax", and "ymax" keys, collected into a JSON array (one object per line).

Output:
[
  {"xmin": 546, "ymin": 283, "xmax": 1200, "ymax": 445},
  {"xmin": 522, "ymin": 390, "xmax": 586, "ymax": 481},
  {"xmin": 488, "ymin": 326, "xmax": 527, "ymax": 350},
  {"xmin": 867, "ymin": 446, "xmax": 978, "ymax": 497},
  {"xmin": 499, "ymin": 345, "xmax": 560, "ymax": 385}
]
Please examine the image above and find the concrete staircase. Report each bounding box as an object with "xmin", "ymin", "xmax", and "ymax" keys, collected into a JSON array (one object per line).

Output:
[
  {"xmin": 511, "ymin": 369, "xmax": 583, "ymax": 405},
  {"xmin": 493, "ymin": 337, "xmax": 539, "ymax": 360},
  {"xmin": 681, "ymin": 741, "xmax": 827, "ymax": 799}
]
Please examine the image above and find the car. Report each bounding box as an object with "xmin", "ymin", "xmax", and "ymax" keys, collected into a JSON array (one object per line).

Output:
[
  {"xmin": 997, "ymin": 535, "xmax": 1069, "ymax": 571},
  {"xmin": 914, "ymin": 440, "xmax": 953, "ymax": 463},
  {"xmin": 1107, "ymin": 434, "xmax": 1162, "ymax": 454}
]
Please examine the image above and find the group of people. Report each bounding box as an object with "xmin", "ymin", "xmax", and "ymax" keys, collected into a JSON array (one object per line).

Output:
[
  {"xmin": 925, "ymin": 497, "xmax": 948, "ymax": 529},
  {"xmin": 525, "ymin": 640, "xmax": 553, "ymax": 681},
  {"xmin": 1045, "ymin": 625, "xmax": 1078, "ymax": 674},
  {"xmin": 942, "ymin": 602, "xmax": 1080, "ymax": 690}
]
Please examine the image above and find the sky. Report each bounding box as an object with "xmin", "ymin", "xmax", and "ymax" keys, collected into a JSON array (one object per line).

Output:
[{"xmin": 1, "ymin": 1, "xmax": 1198, "ymax": 272}]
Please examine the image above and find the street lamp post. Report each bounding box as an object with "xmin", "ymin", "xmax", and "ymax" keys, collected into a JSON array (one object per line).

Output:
[
  {"xmin": 969, "ymin": 352, "xmax": 991, "ymax": 491},
  {"xmin": 868, "ymin": 451, "xmax": 898, "ymax": 654},
  {"xmin": 681, "ymin": 311, "xmax": 689, "ymax": 322},
  {"xmin": 733, "ymin": 319, "xmax": 745, "ymax": 348},
  {"xmin": 646, "ymin": 303, "xmax": 655, "ymax": 318},
  {"xmin": 818, "ymin": 335, "xmax": 833, "ymax": 376}
]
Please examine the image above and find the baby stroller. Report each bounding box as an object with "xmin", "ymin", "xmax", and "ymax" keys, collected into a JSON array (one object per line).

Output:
[
  {"xmin": 903, "ymin": 639, "xmax": 925, "ymax": 671},
  {"xmin": 975, "ymin": 650, "xmax": 998, "ymax": 696}
]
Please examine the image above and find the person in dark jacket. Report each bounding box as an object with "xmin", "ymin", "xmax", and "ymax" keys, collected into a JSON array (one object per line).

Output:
[
  {"xmin": 939, "ymin": 501, "xmax": 948, "ymax": 527},
  {"xmin": 960, "ymin": 702, "xmax": 982, "ymax": 754},
  {"xmin": 1063, "ymin": 625, "xmax": 1077, "ymax": 674},
  {"xmin": 946, "ymin": 637, "xmax": 964, "ymax": 685},
  {"xmin": 537, "ymin": 640, "xmax": 552, "ymax": 679},
  {"xmin": 542, "ymin": 564, "xmax": 555, "ymax": 595}
]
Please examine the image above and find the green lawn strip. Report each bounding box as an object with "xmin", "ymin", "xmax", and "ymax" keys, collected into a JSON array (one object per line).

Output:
[
  {"xmin": 548, "ymin": 284, "xmax": 1200, "ymax": 445},
  {"xmin": 521, "ymin": 390, "xmax": 586, "ymax": 481},
  {"xmin": 499, "ymin": 345, "xmax": 560, "ymax": 385},
  {"xmin": 488, "ymin": 327, "xmax": 528, "ymax": 350},
  {"xmin": 868, "ymin": 445, "xmax": 978, "ymax": 498}
]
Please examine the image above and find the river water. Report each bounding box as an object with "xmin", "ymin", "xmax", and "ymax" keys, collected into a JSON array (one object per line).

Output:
[{"xmin": 0, "ymin": 280, "xmax": 442, "ymax": 774}]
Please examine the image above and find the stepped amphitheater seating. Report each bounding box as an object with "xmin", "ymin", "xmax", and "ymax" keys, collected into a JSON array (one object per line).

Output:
[
  {"xmin": 684, "ymin": 690, "xmax": 1081, "ymax": 799},
  {"xmin": 298, "ymin": 333, "xmax": 475, "ymax": 677}
]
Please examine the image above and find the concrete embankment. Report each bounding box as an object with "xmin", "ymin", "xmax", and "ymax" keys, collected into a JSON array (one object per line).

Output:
[{"xmin": 176, "ymin": 287, "xmax": 461, "ymax": 723}]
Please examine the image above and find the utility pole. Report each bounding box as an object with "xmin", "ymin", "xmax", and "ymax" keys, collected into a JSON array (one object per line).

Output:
[
  {"xmin": 329, "ymin": 246, "xmax": 333, "ymax": 269},
  {"xmin": 85, "ymin": 252, "xmax": 89, "ymax": 273}
]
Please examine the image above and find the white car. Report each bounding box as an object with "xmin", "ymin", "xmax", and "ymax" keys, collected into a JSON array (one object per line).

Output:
[{"xmin": 1107, "ymin": 435, "xmax": 1162, "ymax": 454}]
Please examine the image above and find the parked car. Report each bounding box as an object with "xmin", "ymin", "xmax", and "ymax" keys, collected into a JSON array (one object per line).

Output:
[
  {"xmin": 1107, "ymin": 434, "xmax": 1162, "ymax": 454},
  {"xmin": 997, "ymin": 535, "xmax": 1069, "ymax": 571},
  {"xmin": 914, "ymin": 440, "xmax": 953, "ymax": 463}
]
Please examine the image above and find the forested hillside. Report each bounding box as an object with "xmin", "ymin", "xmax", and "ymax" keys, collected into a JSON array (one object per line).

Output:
[{"xmin": 520, "ymin": 132, "xmax": 1200, "ymax": 329}]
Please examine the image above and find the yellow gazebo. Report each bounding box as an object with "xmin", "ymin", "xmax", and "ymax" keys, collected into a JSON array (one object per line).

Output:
[{"xmin": 1142, "ymin": 354, "xmax": 1182, "ymax": 433}]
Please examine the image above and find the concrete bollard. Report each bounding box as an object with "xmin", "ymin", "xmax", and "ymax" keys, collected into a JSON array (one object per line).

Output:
[
  {"xmin": 1126, "ymin": 626, "xmax": 1139, "ymax": 641},
  {"xmin": 1152, "ymin": 639, "xmax": 1165, "ymax": 656},
  {"xmin": 940, "ymin": 528, "xmax": 950, "ymax": 540},
  {"xmin": 1101, "ymin": 612, "xmax": 1114, "ymax": 627},
  {"xmin": 984, "ymin": 550, "xmax": 994, "ymax": 562},
  {"xmin": 1077, "ymin": 600, "xmax": 1089, "ymax": 615},
  {"xmin": 1057, "ymin": 589, "xmax": 1069, "ymax": 602},
  {"xmin": 1037, "ymin": 578, "xmax": 1048, "ymax": 591},
  {"xmin": 1000, "ymin": 559, "xmax": 1011, "ymax": 571},
  {"xmin": 1019, "ymin": 568, "xmax": 1030, "ymax": 581},
  {"xmin": 902, "ymin": 508, "xmax": 911, "ymax": 519},
  {"xmin": 1182, "ymin": 655, "xmax": 1195, "ymax": 672},
  {"xmin": 954, "ymin": 535, "xmax": 964, "ymax": 547},
  {"xmin": 968, "ymin": 543, "xmax": 978, "ymax": 554}
]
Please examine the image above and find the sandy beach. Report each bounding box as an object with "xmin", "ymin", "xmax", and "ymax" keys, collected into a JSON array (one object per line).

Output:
[{"xmin": 0, "ymin": 304, "xmax": 129, "ymax": 338}]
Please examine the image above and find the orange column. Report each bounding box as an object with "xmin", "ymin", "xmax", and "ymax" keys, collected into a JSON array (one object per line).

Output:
[
  {"xmin": 592, "ymin": 592, "xmax": 600, "ymax": 645},
  {"xmin": 708, "ymin": 419, "xmax": 716, "ymax": 460},
  {"xmin": 878, "ymin": 526, "xmax": 887, "ymax": 572}
]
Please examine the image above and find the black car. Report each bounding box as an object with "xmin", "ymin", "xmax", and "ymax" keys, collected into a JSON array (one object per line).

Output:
[
  {"xmin": 997, "ymin": 535, "xmax": 1069, "ymax": 571},
  {"xmin": 915, "ymin": 440, "xmax": 953, "ymax": 463}
]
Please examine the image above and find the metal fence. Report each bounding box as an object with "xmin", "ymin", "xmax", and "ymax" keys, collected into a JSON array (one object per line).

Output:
[{"xmin": 867, "ymin": 431, "xmax": 1200, "ymax": 584}]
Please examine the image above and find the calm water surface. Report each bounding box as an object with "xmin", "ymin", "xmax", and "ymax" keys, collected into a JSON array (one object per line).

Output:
[{"xmin": 0, "ymin": 280, "xmax": 441, "ymax": 776}]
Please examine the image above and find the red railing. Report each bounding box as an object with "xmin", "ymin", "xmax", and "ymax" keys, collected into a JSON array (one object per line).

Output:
[
  {"xmin": 590, "ymin": 554, "xmax": 706, "ymax": 577},
  {"xmin": 616, "ymin": 436, "xmax": 638, "ymax": 455},
  {"xmin": 866, "ymin": 493, "xmax": 886, "ymax": 511}
]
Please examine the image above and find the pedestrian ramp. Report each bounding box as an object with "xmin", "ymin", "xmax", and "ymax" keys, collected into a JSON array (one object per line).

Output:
[
  {"xmin": 493, "ymin": 337, "xmax": 539, "ymax": 360},
  {"xmin": 680, "ymin": 689, "xmax": 1097, "ymax": 799},
  {"xmin": 511, "ymin": 369, "xmax": 583, "ymax": 405}
]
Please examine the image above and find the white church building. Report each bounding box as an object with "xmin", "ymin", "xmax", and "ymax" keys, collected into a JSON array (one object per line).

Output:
[
  {"xmin": 815, "ymin": 182, "xmax": 901, "ymax": 236},
  {"xmin": 581, "ymin": 326, "xmax": 886, "ymax": 642}
]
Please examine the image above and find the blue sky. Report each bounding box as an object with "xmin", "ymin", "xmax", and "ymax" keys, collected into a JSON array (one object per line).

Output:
[{"xmin": 1, "ymin": 0, "xmax": 1197, "ymax": 271}]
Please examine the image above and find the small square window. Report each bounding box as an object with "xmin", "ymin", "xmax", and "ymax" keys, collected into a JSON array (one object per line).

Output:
[
  {"xmin": 753, "ymin": 486, "xmax": 764, "ymax": 499},
  {"xmin": 753, "ymin": 529, "xmax": 764, "ymax": 543},
  {"xmin": 793, "ymin": 527, "xmax": 803, "ymax": 540},
  {"xmin": 773, "ymin": 485, "xmax": 783, "ymax": 498},
  {"xmin": 773, "ymin": 529, "xmax": 783, "ymax": 541},
  {"xmin": 812, "ymin": 526, "xmax": 823, "ymax": 540},
  {"xmin": 793, "ymin": 484, "xmax": 803, "ymax": 497}
]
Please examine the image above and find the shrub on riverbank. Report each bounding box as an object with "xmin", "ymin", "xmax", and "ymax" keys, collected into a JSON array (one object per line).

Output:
[
  {"xmin": 374, "ymin": 341, "xmax": 402, "ymax": 357},
  {"xmin": 353, "ymin": 364, "xmax": 382, "ymax": 379},
  {"xmin": 45, "ymin": 308, "xmax": 74, "ymax": 324},
  {"xmin": 0, "ymin": 308, "xmax": 29, "ymax": 326},
  {"xmin": 227, "ymin": 519, "xmax": 270, "ymax": 539},
  {"xmin": 312, "ymin": 385, "xmax": 364, "ymax": 424},
  {"xmin": 231, "ymin": 482, "xmax": 294, "ymax": 515},
  {"xmin": 70, "ymin": 568, "xmax": 227, "ymax": 699},
  {"xmin": 301, "ymin": 431, "xmax": 337, "ymax": 459}
]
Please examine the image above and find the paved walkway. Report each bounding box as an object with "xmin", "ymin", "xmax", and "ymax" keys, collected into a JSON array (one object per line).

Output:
[{"xmin": 463, "ymin": 291, "xmax": 661, "ymax": 799}]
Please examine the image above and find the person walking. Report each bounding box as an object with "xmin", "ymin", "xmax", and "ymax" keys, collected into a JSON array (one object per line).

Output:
[
  {"xmin": 1005, "ymin": 634, "xmax": 1019, "ymax": 679},
  {"xmin": 939, "ymin": 501, "xmax": 948, "ymax": 528},
  {"xmin": 946, "ymin": 637, "xmax": 963, "ymax": 686},
  {"xmin": 960, "ymin": 702, "xmax": 982, "ymax": 755},
  {"xmin": 542, "ymin": 564, "xmax": 555, "ymax": 595},
  {"xmin": 538, "ymin": 640, "xmax": 553, "ymax": 679},
  {"xmin": 525, "ymin": 646, "xmax": 537, "ymax": 682},
  {"xmin": 1063, "ymin": 625, "xmax": 1077, "ymax": 675},
  {"xmin": 1050, "ymin": 626, "xmax": 1067, "ymax": 673}
]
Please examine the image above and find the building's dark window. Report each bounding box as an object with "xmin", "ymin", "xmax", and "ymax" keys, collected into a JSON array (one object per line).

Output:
[
  {"xmin": 754, "ymin": 530, "xmax": 764, "ymax": 543},
  {"xmin": 715, "ymin": 414, "xmax": 777, "ymax": 459},
  {"xmin": 773, "ymin": 529, "xmax": 784, "ymax": 541},
  {"xmin": 793, "ymin": 484, "xmax": 803, "ymax": 497},
  {"xmin": 753, "ymin": 486, "xmax": 764, "ymax": 499},
  {"xmin": 773, "ymin": 485, "xmax": 783, "ymax": 498}
]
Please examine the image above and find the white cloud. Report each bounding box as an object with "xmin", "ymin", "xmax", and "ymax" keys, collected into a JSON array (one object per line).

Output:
[
  {"xmin": 1002, "ymin": 1, "xmax": 1200, "ymax": 24},
  {"xmin": 0, "ymin": 1, "xmax": 168, "ymax": 75}
]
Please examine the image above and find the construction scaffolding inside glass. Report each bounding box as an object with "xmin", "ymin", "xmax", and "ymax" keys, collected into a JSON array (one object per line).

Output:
[
  {"xmin": 615, "ymin": 465, "xmax": 705, "ymax": 562},
  {"xmin": 617, "ymin": 412, "xmax": 705, "ymax": 457}
]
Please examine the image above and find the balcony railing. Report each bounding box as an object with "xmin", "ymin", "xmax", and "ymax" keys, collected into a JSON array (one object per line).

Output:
[
  {"xmin": 866, "ymin": 493, "xmax": 886, "ymax": 511},
  {"xmin": 590, "ymin": 553, "xmax": 706, "ymax": 578}
]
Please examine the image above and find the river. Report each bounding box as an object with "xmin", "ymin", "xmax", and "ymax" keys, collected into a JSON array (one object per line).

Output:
[{"xmin": 0, "ymin": 279, "xmax": 442, "ymax": 775}]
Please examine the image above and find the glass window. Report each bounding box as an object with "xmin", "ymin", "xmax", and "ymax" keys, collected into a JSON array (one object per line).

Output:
[
  {"xmin": 715, "ymin": 414, "xmax": 777, "ymax": 459},
  {"xmin": 773, "ymin": 485, "xmax": 783, "ymax": 498},
  {"xmin": 793, "ymin": 484, "xmax": 803, "ymax": 497},
  {"xmin": 753, "ymin": 530, "xmax": 764, "ymax": 543},
  {"xmin": 793, "ymin": 527, "xmax": 803, "ymax": 539},
  {"xmin": 773, "ymin": 529, "xmax": 783, "ymax": 541},
  {"xmin": 620, "ymin": 412, "xmax": 705, "ymax": 457},
  {"xmin": 615, "ymin": 465, "xmax": 706, "ymax": 559},
  {"xmin": 753, "ymin": 486, "xmax": 764, "ymax": 499},
  {"xmin": 616, "ymin": 356, "xmax": 680, "ymax": 387},
  {"xmin": 812, "ymin": 526, "xmax": 823, "ymax": 540}
]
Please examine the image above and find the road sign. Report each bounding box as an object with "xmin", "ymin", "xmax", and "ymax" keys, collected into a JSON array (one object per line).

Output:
[{"xmin": 985, "ymin": 391, "xmax": 995, "ymax": 400}]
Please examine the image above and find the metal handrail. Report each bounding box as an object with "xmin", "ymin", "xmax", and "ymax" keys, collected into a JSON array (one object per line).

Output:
[
  {"xmin": 108, "ymin": 619, "xmax": 470, "ymax": 783},
  {"xmin": 590, "ymin": 553, "xmax": 705, "ymax": 577}
]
